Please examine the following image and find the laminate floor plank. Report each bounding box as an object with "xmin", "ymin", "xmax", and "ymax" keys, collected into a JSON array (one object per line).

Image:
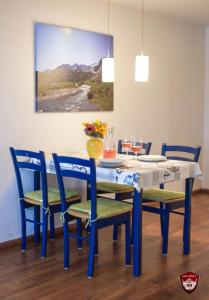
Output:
[{"xmin": 0, "ymin": 193, "xmax": 209, "ymax": 300}]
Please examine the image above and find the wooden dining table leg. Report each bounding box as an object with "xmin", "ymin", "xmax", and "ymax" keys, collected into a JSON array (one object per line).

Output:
[
  {"xmin": 183, "ymin": 177, "xmax": 192, "ymax": 255},
  {"xmin": 133, "ymin": 188, "xmax": 142, "ymax": 277}
]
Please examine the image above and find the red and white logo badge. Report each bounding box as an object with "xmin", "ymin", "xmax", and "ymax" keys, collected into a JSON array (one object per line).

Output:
[{"xmin": 180, "ymin": 272, "xmax": 199, "ymax": 294}]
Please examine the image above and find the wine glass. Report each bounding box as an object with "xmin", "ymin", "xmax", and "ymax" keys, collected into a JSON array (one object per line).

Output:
[
  {"xmin": 121, "ymin": 136, "xmax": 132, "ymax": 155},
  {"xmin": 131, "ymin": 136, "xmax": 142, "ymax": 158}
]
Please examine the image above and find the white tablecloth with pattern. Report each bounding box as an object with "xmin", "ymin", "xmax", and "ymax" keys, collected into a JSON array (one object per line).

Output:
[{"xmin": 40, "ymin": 153, "xmax": 201, "ymax": 191}]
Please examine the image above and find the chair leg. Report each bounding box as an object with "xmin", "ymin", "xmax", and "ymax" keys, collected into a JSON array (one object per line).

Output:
[
  {"xmin": 183, "ymin": 178, "xmax": 192, "ymax": 255},
  {"xmin": 113, "ymin": 224, "xmax": 118, "ymax": 241},
  {"xmin": 183, "ymin": 209, "xmax": 191, "ymax": 254},
  {"xmin": 20, "ymin": 203, "xmax": 27, "ymax": 251},
  {"xmin": 116, "ymin": 193, "xmax": 123, "ymax": 228},
  {"xmin": 49, "ymin": 212, "xmax": 55, "ymax": 240},
  {"xmin": 63, "ymin": 221, "xmax": 70, "ymax": 269},
  {"xmin": 41, "ymin": 209, "xmax": 48, "ymax": 258},
  {"xmin": 162, "ymin": 205, "xmax": 170, "ymax": 255},
  {"xmin": 34, "ymin": 205, "xmax": 40, "ymax": 244},
  {"xmin": 87, "ymin": 183, "xmax": 91, "ymax": 200},
  {"xmin": 125, "ymin": 217, "xmax": 131, "ymax": 266},
  {"xmin": 94, "ymin": 230, "xmax": 98, "ymax": 256},
  {"xmin": 112, "ymin": 193, "xmax": 123, "ymax": 241},
  {"xmin": 87, "ymin": 224, "xmax": 96, "ymax": 278},
  {"xmin": 76, "ymin": 218, "xmax": 83, "ymax": 250},
  {"xmin": 160, "ymin": 202, "xmax": 164, "ymax": 237},
  {"xmin": 131, "ymin": 209, "xmax": 134, "ymax": 245}
]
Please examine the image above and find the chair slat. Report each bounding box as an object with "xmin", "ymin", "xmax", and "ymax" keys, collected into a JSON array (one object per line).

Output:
[
  {"xmin": 166, "ymin": 156, "xmax": 193, "ymax": 162},
  {"xmin": 60, "ymin": 169, "xmax": 91, "ymax": 181},
  {"xmin": 163, "ymin": 145, "xmax": 199, "ymax": 154},
  {"xmin": 17, "ymin": 161, "xmax": 42, "ymax": 172},
  {"xmin": 57, "ymin": 156, "xmax": 92, "ymax": 168},
  {"xmin": 14, "ymin": 149, "xmax": 41, "ymax": 160}
]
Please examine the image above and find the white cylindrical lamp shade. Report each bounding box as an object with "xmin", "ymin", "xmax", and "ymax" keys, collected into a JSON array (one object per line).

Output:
[
  {"xmin": 102, "ymin": 57, "xmax": 115, "ymax": 82},
  {"xmin": 135, "ymin": 55, "xmax": 149, "ymax": 82}
]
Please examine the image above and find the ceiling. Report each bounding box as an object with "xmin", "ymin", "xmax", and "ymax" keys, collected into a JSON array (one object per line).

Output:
[{"xmin": 112, "ymin": 0, "xmax": 209, "ymax": 26}]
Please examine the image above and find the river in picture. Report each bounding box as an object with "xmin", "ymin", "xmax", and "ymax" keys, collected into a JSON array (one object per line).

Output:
[{"xmin": 37, "ymin": 85, "xmax": 101, "ymax": 112}]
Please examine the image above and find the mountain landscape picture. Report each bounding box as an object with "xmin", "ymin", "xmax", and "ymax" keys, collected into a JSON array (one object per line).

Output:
[{"xmin": 35, "ymin": 23, "xmax": 113, "ymax": 112}]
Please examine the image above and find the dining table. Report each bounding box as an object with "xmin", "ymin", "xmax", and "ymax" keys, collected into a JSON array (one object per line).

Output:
[{"xmin": 31, "ymin": 153, "xmax": 201, "ymax": 277}]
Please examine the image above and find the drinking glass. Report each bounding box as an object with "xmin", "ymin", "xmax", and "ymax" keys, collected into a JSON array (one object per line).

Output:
[
  {"xmin": 121, "ymin": 136, "xmax": 132, "ymax": 155},
  {"xmin": 131, "ymin": 136, "xmax": 142, "ymax": 158}
]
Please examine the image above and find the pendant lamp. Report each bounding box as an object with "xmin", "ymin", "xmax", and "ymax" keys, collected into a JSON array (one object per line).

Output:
[
  {"xmin": 135, "ymin": 0, "xmax": 149, "ymax": 82},
  {"xmin": 102, "ymin": 0, "xmax": 114, "ymax": 82}
]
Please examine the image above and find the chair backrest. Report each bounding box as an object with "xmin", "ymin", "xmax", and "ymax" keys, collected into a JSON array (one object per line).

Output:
[
  {"xmin": 161, "ymin": 144, "xmax": 201, "ymax": 162},
  {"xmin": 52, "ymin": 154, "xmax": 97, "ymax": 220},
  {"xmin": 10, "ymin": 147, "xmax": 48, "ymax": 207},
  {"xmin": 118, "ymin": 140, "xmax": 152, "ymax": 155},
  {"xmin": 160, "ymin": 144, "xmax": 201, "ymax": 190}
]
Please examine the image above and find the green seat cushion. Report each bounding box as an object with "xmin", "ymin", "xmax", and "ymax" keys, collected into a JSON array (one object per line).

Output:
[
  {"xmin": 25, "ymin": 187, "xmax": 79, "ymax": 204},
  {"xmin": 97, "ymin": 182, "xmax": 133, "ymax": 193},
  {"xmin": 69, "ymin": 198, "xmax": 132, "ymax": 219},
  {"xmin": 143, "ymin": 189, "xmax": 185, "ymax": 203}
]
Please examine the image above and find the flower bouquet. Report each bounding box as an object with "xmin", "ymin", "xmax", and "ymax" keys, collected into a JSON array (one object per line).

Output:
[{"xmin": 82, "ymin": 120, "xmax": 107, "ymax": 159}]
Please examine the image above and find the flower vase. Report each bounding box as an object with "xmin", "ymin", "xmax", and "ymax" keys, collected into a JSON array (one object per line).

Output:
[{"xmin": 86, "ymin": 138, "xmax": 103, "ymax": 160}]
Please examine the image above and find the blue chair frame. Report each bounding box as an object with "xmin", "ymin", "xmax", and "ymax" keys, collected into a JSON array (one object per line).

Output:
[
  {"xmin": 97, "ymin": 141, "xmax": 152, "ymax": 202},
  {"xmin": 142, "ymin": 143, "xmax": 201, "ymax": 255},
  {"xmin": 10, "ymin": 148, "xmax": 49, "ymax": 256},
  {"xmin": 53, "ymin": 154, "xmax": 131, "ymax": 277},
  {"xmin": 109, "ymin": 141, "xmax": 152, "ymax": 241},
  {"xmin": 10, "ymin": 147, "xmax": 81, "ymax": 258}
]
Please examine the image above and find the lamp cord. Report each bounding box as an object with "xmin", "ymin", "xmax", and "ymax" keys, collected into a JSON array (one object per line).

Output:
[
  {"xmin": 141, "ymin": 0, "xmax": 144, "ymax": 55},
  {"xmin": 107, "ymin": 0, "xmax": 110, "ymax": 58}
]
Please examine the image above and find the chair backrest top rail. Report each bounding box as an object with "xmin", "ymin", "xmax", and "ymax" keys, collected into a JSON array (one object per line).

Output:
[
  {"xmin": 12, "ymin": 149, "xmax": 42, "ymax": 160},
  {"xmin": 162, "ymin": 144, "xmax": 201, "ymax": 163},
  {"xmin": 163, "ymin": 144, "xmax": 201, "ymax": 154}
]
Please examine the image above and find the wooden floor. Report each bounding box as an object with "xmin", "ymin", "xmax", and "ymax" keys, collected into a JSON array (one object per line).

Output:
[{"xmin": 1, "ymin": 193, "xmax": 209, "ymax": 300}]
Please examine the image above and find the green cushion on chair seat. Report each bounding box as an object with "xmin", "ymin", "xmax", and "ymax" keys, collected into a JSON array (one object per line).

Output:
[
  {"xmin": 24, "ymin": 187, "xmax": 79, "ymax": 205},
  {"xmin": 69, "ymin": 198, "xmax": 132, "ymax": 219},
  {"xmin": 97, "ymin": 182, "xmax": 133, "ymax": 193},
  {"xmin": 142, "ymin": 189, "xmax": 185, "ymax": 203}
]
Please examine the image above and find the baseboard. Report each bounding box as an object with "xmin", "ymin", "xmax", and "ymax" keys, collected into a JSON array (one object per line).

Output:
[
  {"xmin": 192, "ymin": 189, "xmax": 202, "ymax": 195},
  {"xmin": 0, "ymin": 224, "xmax": 74, "ymax": 251},
  {"xmin": 198, "ymin": 188, "xmax": 209, "ymax": 194}
]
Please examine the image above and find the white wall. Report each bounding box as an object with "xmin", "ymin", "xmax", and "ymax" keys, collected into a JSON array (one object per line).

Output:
[
  {"xmin": 203, "ymin": 27, "xmax": 209, "ymax": 188},
  {"xmin": 0, "ymin": 0, "xmax": 205, "ymax": 243}
]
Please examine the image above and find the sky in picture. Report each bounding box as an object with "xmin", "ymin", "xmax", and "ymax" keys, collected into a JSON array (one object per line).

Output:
[{"xmin": 35, "ymin": 23, "xmax": 113, "ymax": 72}]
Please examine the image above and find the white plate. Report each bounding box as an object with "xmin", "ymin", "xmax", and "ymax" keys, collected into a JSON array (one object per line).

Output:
[
  {"xmin": 137, "ymin": 155, "xmax": 167, "ymax": 162},
  {"xmin": 99, "ymin": 158, "xmax": 126, "ymax": 168}
]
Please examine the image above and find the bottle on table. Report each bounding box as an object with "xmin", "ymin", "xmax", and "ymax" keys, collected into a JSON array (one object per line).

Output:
[{"xmin": 103, "ymin": 127, "xmax": 116, "ymax": 158}]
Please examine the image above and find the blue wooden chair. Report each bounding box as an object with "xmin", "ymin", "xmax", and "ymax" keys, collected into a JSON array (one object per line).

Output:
[
  {"xmin": 10, "ymin": 148, "xmax": 81, "ymax": 257},
  {"xmin": 142, "ymin": 144, "xmax": 201, "ymax": 255},
  {"xmin": 52, "ymin": 154, "xmax": 132, "ymax": 277},
  {"xmin": 96, "ymin": 141, "xmax": 152, "ymax": 199},
  {"xmin": 96, "ymin": 141, "xmax": 152, "ymax": 241}
]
